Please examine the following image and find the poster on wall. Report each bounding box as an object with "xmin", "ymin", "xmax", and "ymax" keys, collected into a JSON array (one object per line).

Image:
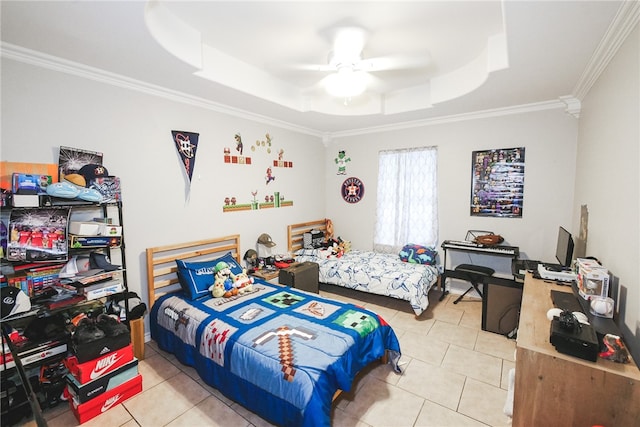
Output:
[
  {"xmin": 6, "ymin": 208, "xmax": 70, "ymax": 262},
  {"xmin": 58, "ymin": 146, "xmax": 103, "ymax": 184},
  {"xmin": 470, "ymin": 147, "xmax": 525, "ymax": 218}
]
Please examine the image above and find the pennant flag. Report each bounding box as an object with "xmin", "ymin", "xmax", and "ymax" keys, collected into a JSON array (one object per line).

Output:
[{"xmin": 172, "ymin": 131, "xmax": 199, "ymax": 182}]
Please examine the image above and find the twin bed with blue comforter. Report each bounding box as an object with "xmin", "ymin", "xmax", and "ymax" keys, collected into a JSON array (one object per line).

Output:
[{"xmin": 146, "ymin": 235, "xmax": 401, "ymax": 427}]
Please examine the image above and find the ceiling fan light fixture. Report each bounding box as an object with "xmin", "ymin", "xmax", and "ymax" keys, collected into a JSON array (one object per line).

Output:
[{"xmin": 325, "ymin": 67, "xmax": 366, "ymax": 98}]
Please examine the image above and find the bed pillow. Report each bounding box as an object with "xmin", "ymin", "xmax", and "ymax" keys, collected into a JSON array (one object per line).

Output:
[
  {"xmin": 399, "ymin": 244, "xmax": 437, "ymax": 265},
  {"xmin": 176, "ymin": 252, "xmax": 244, "ymax": 300}
]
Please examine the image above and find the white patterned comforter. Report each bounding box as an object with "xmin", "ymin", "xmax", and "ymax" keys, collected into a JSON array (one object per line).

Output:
[{"xmin": 294, "ymin": 249, "xmax": 439, "ymax": 315}]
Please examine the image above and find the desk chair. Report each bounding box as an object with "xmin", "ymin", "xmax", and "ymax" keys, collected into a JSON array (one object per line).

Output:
[{"xmin": 452, "ymin": 264, "xmax": 495, "ymax": 304}]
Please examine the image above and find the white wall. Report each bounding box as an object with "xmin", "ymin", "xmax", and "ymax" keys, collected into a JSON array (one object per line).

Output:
[
  {"xmin": 1, "ymin": 59, "xmax": 325, "ymax": 317},
  {"xmin": 326, "ymin": 109, "xmax": 579, "ymax": 281},
  {"xmin": 574, "ymin": 25, "xmax": 639, "ymax": 360}
]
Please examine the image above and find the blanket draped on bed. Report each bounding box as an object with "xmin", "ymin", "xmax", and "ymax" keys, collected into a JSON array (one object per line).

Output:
[
  {"xmin": 150, "ymin": 282, "xmax": 401, "ymax": 426},
  {"xmin": 294, "ymin": 249, "xmax": 438, "ymax": 315}
]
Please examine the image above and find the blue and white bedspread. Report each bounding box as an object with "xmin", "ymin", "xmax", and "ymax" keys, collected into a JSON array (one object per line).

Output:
[
  {"xmin": 295, "ymin": 249, "xmax": 439, "ymax": 315},
  {"xmin": 150, "ymin": 282, "xmax": 401, "ymax": 427}
]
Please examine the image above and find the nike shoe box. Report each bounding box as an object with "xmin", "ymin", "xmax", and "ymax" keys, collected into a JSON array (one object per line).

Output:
[
  {"xmin": 66, "ymin": 344, "xmax": 134, "ymax": 384},
  {"xmin": 279, "ymin": 261, "xmax": 319, "ymax": 293},
  {"xmin": 72, "ymin": 331, "xmax": 130, "ymax": 363},
  {"xmin": 65, "ymin": 358, "xmax": 138, "ymax": 403},
  {"xmin": 68, "ymin": 374, "xmax": 142, "ymax": 424}
]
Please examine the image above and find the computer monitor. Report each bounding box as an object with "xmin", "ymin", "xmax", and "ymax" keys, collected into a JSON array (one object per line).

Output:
[{"xmin": 555, "ymin": 226, "xmax": 574, "ymax": 267}]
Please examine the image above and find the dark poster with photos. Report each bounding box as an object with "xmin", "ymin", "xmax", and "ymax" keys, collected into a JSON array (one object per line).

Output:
[{"xmin": 470, "ymin": 147, "xmax": 525, "ymax": 218}]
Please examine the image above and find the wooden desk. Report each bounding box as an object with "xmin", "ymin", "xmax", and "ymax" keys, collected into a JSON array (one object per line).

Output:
[{"xmin": 514, "ymin": 274, "xmax": 640, "ymax": 426}]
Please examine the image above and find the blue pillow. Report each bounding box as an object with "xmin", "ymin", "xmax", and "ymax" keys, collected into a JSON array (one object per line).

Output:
[
  {"xmin": 176, "ymin": 252, "xmax": 243, "ymax": 300},
  {"xmin": 399, "ymin": 244, "xmax": 437, "ymax": 265}
]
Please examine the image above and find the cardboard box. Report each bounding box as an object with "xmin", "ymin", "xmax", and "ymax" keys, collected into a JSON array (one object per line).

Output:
[
  {"xmin": 72, "ymin": 329, "xmax": 130, "ymax": 363},
  {"xmin": 576, "ymin": 258, "xmax": 609, "ymax": 300},
  {"xmin": 65, "ymin": 358, "xmax": 138, "ymax": 403},
  {"xmin": 66, "ymin": 344, "xmax": 134, "ymax": 384},
  {"xmin": 99, "ymin": 224, "xmax": 122, "ymax": 236},
  {"xmin": 68, "ymin": 374, "xmax": 142, "ymax": 424},
  {"xmin": 11, "ymin": 173, "xmax": 52, "ymax": 195},
  {"xmin": 69, "ymin": 222, "xmax": 101, "ymax": 236},
  {"xmin": 69, "ymin": 235, "xmax": 122, "ymax": 248},
  {"xmin": 11, "ymin": 194, "xmax": 40, "ymax": 207}
]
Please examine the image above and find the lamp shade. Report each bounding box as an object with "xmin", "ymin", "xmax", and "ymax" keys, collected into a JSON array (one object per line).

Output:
[{"xmin": 325, "ymin": 68, "xmax": 366, "ymax": 98}]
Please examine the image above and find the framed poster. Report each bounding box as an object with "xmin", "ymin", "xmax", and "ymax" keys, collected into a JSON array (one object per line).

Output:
[{"xmin": 470, "ymin": 147, "xmax": 525, "ymax": 217}]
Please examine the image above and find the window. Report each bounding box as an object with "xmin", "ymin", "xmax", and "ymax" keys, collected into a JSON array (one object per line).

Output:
[{"xmin": 374, "ymin": 146, "xmax": 438, "ymax": 253}]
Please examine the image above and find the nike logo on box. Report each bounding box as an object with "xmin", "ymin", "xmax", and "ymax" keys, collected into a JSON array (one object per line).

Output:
[{"xmin": 90, "ymin": 354, "xmax": 124, "ymax": 380}]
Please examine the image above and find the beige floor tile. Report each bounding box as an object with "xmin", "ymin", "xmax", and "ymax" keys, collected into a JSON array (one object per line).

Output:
[
  {"xmin": 331, "ymin": 406, "xmax": 373, "ymax": 427},
  {"xmin": 441, "ymin": 345, "xmax": 503, "ymax": 387},
  {"xmin": 475, "ymin": 330, "xmax": 517, "ymax": 361},
  {"xmin": 137, "ymin": 352, "xmax": 181, "ymax": 390},
  {"xmin": 458, "ymin": 378, "xmax": 511, "ymax": 427},
  {"xmin": 342, "ymin": 375, "xmax": 424, "ymax": 427},
  {"xmin": 414, "ymin": 400, "xmax": 488, "ymax": 426},
  {"xmin": 124, "ymin": 372, "xmax": 210, "ymax": 426},
  {"xmin": 388, "ymin": 310, "xmax": 436, "ymax": 334},
  {"xmin": 165, "ymin": 395, "xmax": 251, "ymax": 427},
  {"xmin": 427, "ymin": 320, "xmax": 479, "ymax": 349},
  {"xmin": 397, "ymin": 358, "xmax": 466, "ymax": 410},
  {"xmin": 398, "ymin": 330, "xmax": 450, "ymax": 366}
]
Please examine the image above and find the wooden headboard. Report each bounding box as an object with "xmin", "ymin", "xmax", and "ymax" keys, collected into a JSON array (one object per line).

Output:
[
  {"xmin": 146, "ymin": 235, "xmax": 241, "ymax": 306},
  {"xmin": 287, "ymin": 219, "xmax": 328, "ymax": 252}
]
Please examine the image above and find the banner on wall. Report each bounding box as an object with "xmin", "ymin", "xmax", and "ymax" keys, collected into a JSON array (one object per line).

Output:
[{"xmin": 171, "ymin": 131, "xmax": 199, "ymax": 183}]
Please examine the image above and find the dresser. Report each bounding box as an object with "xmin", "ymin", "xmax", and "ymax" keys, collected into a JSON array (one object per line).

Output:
[{"xmin": 514, "ymin": 274, "xmax": 640, "ymax": 426}]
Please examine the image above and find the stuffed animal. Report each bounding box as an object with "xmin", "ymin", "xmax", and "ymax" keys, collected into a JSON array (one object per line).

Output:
[
  {"xmin": 211, "ymin": 261, "xmax": 237, "ymax": 298},
  {"xmin": 233, "ymin": 271, "xmax": 254, "ymax": 294},
  {"xmin": 325, "ymin": 219, "xmax": 334, "ymax": 241}
]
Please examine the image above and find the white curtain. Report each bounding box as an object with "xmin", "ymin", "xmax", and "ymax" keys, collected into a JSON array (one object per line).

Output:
[{"xmin": 374, "ymin": 146, "xmax": 438, "ymax": 253}]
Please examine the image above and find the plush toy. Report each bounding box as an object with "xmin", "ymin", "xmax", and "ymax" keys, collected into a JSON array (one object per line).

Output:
[
  {"xmin": 325, "ymin": 219, "xmax": 334, "ymax": 241},
  {"xmin": 233, "ymin": 271, "xmax": 254, "ymax": 294},
  {"xmin": 211, "ymin": 261, "xmax": 237, "ymax": 298}
]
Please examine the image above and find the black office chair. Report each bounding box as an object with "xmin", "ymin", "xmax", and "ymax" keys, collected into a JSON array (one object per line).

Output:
[{"xmin": 452, "ymin": 264, "xmax": 495, "ymax": 304}]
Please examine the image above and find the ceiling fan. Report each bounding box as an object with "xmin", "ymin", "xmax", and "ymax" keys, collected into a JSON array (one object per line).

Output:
[{"xmin": 297, "ymin": 26, "xmax": 431, "ymax": 98}]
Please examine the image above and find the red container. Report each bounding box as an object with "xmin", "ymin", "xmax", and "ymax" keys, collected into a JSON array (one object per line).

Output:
[
  {"xmin": 66, "ymin": 344, "xmax": 134, "ymax": 384},
  {"xmin": 68, "ymin": 374, "xmax": 142, "ymax": 424}
]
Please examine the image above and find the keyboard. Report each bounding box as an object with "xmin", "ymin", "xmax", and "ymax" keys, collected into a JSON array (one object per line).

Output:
[{"xmin": 442, "ymin": 240, "xmax": 519, "ymax": 256}]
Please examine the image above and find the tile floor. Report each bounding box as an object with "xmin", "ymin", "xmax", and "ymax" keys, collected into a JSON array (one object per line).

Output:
[{"xmin": 20, "ymin": 285, "xmax": 515, "ymax": 427}]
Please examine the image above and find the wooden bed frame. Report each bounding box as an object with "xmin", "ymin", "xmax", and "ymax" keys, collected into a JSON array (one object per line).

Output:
[
  {"xmin": 287, "ymin": 218, "xmax": 328, "ymax": 252},
  {"xmin": 146, "ymin": 234, "xmax": 241, "ymax": 307},
  {"xmin": 145, "ymin": 232, "xmax": 389, "ymax": 405}
]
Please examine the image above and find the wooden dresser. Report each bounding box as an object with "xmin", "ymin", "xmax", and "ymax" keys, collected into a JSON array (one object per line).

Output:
[{"xmin": 514, "ymin": 274, "xmax": 640, "ymax": 426}]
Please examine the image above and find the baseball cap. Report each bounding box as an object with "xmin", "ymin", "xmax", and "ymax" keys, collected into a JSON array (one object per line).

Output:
[
  {"xmin": 89, "ymin": 252, "xmax": 120, "ymax": 271},
  {"xmin": 1, "ymin": 287, "xmax": 32, "ymax": 319},
  {"xmin": 78, "ymin": 164, "xmax": 110, "ymax": 186},
  {"xmin": 257, "ymin": 233, "xmax": 276, "ymax": 247}
]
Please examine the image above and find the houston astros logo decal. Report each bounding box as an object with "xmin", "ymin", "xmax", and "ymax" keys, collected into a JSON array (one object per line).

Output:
[{"xmin": 341, "ymin": 177, "xmax": 365, "ymax": 203}]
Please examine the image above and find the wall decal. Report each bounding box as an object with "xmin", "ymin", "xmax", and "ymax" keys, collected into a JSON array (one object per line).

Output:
[
  {"xmin": 335, "ymin": 150, "xmax": 351, "ymax": 175},
  {"xmin": 222, "ymin": 191, "xmax": 292, "ymax": 212},
  {"xmin": 470, "ymin": 147, "xmax": 525, "ymax": 217},
  {"xmin": 172, "ymin": 130, "xmax": 199, "ymax": 183},
  {"xmin": 224, "ymin": 133, "xmax": 252, "ymax": 165},
  {"xmin": 341, "ymin": 176, "xmax": 365, "ymax": 203}
]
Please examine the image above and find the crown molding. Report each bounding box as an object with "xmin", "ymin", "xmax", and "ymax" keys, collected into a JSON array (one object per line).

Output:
[
  {"xmin": 2, "ymin": 41, "xmax": 580, "ymax": 141},
  {"xmin": 329, "ymin": 100, "xmax": 567, "ymax": 139},
  {"xmin": 0, "ymin": 42, "xmax": 323, "ymax": 138},
  {"xmin": 573, "ymin": 0, "xmax": 640, "ymax": 100}
]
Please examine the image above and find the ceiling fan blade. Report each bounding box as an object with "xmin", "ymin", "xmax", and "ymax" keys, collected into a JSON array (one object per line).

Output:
[
  {"xmin": 359, "ymin": 54, "xmax": 433, "ymax": 72},
  {"xmin": 288, "ymin": 63, "xmax": 335, "ymax": 72}
]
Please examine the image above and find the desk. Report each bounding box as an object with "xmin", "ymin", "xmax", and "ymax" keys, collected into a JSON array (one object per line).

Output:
[
  {"xmin": 513, "ymin": 274, "xmax": 640, "ymax": 426},
  {"xmin": 439, "ymin": 240, "xmax": 519, "ymax": 300}
]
